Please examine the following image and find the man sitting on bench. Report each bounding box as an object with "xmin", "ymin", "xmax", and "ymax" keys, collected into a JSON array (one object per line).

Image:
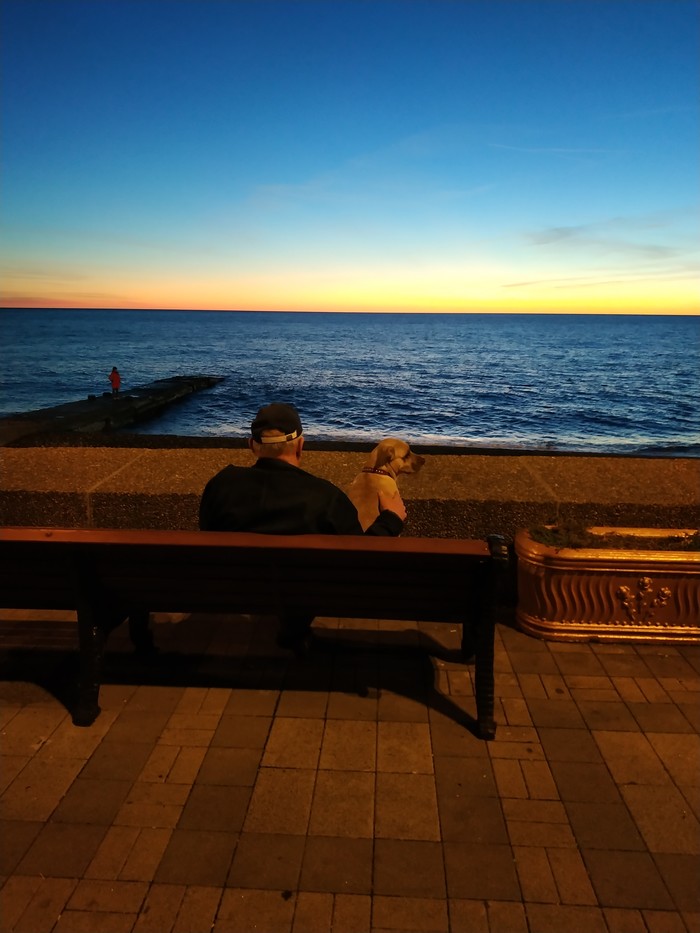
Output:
[{"xmin": 199, "ymin": 402, "xmax": 406, "ymax": 652}]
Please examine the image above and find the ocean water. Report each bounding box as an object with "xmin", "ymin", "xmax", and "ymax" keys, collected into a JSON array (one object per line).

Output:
[{"xmin": 1, "ymin": 308, "xmax": 699, "ymax": 455}]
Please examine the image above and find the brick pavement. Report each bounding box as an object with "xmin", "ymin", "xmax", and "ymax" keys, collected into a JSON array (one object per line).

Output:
[{"xmin": 1, "ymin": 610, "xmax": 699, "ymax": 933}]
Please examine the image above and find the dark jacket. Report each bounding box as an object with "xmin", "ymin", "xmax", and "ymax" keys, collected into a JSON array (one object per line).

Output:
[{"xmin": 199, "ymin": 458, "xmax": 403, "ymax": 537}]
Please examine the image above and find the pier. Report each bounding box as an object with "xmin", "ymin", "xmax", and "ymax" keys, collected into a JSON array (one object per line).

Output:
[{"xmin": 0, "ymin": 375, "xmax": 223, "ymax": 445}]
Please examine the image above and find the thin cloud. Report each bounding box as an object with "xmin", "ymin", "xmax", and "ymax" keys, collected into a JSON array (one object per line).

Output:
[{"xmin": 490, "ymin": 143, "xmax": 619, "ymax": 155}]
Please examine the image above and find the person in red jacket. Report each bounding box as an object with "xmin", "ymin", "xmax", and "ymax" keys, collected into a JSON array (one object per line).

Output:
[
  {"xmin": 199, "ymin": 402, "xmax": 406, "ymax": 652},
  {"xmin": 108, "ymin": 367, "xmax": 121, "ymax": 395}
]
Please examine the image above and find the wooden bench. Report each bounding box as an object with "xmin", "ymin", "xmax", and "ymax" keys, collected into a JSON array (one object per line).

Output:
[{"xmin": 0, "ymin": 527, "xmax": 510, "ymax": 739}]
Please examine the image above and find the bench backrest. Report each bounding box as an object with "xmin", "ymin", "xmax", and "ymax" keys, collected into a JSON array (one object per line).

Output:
[{"xmin": 0, "ymin": 527, "xmax": 491, "ymax": 623}]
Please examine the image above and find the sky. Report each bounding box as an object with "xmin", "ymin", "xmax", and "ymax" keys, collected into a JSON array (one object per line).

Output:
[{"xmin": 1, "ymin": 0, "xmax": 698, "ymax": 314}]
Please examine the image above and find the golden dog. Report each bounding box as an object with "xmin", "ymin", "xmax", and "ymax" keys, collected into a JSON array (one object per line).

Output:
[{"xmin": 346, "ymin": 438, "xmax": 425, "ymax": 531}]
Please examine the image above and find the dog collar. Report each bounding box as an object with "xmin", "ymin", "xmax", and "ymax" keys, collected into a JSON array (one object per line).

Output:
[{"xmin": 362, "ymin": 467, "xmax": 392, "ymax": 476}]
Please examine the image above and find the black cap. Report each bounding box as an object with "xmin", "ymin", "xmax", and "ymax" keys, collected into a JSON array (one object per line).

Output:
[{"xmin": 251, "ymin": 403, "xmax": 303, "ymax": 444}]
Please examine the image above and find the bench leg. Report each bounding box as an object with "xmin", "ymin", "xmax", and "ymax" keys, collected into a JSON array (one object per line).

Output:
[
  {"xmin": 74, "ymin": 608, "xmax": 106, "ymax": 727},
  {"xmin": 473, "ymin": 612, "xmax": 496, "ymax": 740},
  {"xmin": 469, "ymin": 563, "xmax": 497, "ymax": 741}
]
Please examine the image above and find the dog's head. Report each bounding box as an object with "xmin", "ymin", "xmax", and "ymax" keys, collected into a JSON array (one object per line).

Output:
[{"xmin": 366, "ymin": 438, "xmax": 425, "ymax": 477}]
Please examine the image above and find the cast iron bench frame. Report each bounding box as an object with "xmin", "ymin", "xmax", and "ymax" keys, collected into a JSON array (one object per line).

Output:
[{"xmin": 0, "ymin": 527, "xmax": 509, "ymax": 739}]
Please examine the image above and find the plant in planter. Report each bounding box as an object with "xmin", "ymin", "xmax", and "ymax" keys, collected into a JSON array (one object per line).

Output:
[{"xmin": 515, "ymin": 523, "xmax": 700, "ymax": 643}]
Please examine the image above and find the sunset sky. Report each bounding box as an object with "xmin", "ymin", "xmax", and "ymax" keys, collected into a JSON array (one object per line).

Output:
[{"xmin": 1, "ymin": 0, "xmax": 698, "ymax": 314}]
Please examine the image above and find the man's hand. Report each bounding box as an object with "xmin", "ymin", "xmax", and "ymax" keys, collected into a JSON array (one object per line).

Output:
[{"xmin": 377, "ymin": 489, "xmax": 407, "ymax": 522}]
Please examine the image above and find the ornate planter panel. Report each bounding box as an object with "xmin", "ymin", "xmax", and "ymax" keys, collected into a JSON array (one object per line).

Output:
[{"xmin": 515, "ymin": 528, "xmax": 700, "ymax": 643}]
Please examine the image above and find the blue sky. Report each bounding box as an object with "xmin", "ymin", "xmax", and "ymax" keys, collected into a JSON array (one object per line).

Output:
[{"xmin": 1, "ymin": 0, "xmax": 698, "ymax": 312}]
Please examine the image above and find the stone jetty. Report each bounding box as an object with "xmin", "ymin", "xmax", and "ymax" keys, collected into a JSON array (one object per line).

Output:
[{"xmin": 0, "ymin": 375, "xmax": 223, "ymax": 444}]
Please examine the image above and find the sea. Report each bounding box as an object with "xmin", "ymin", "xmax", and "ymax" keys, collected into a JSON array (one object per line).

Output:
[{"xmin": 1, "ymin": 308, "xmax": 699, "ymax": 456}]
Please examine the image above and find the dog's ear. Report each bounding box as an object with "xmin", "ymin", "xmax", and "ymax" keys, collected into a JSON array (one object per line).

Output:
[{"xmin": 368, "ymin": 441, "xmax": 395, "ymax": 468}]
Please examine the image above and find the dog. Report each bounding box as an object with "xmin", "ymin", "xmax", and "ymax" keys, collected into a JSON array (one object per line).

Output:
[{"xmin": 346, "ymin": 438, "xmax": 425, "ymax": 531}]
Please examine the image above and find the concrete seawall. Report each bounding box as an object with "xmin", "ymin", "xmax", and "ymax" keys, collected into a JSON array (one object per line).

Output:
[{"xmin": 1, "ymin": 438, "xmax": 698, "ymax": 538}]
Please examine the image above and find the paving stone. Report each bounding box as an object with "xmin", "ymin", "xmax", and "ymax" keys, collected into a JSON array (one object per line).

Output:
[
  {"xmin": 583, "ymin": 850, "xmax": 674, "ymax": 909},
  {"xmin": 132, "ymin": 882, "xmax": 185, "ymax": 933},
  {"xmin": 244, "ymin": 768, "xmax": 315, "ymax": 834},
  {"xmin": 308, "ymin": 770, "xmax": 374, "ymax": 838},
  {"xmin": 447, "ymin": 899, "xmax": 489, "ymax": 933},
  {"xmin": 101, "ymin": 710, "xmax": 172, "ymax": 744},
  {"xmin": 488, "ymin": 739, "xmax": 545, "ymax": 761},
  {"xmin": 167, "ymin": 746, "xmax": 208, "ymax": 784},
  {"xmin": 576, "ymin": 701, "xmax": 641, "ymax": 731},
  {"xmin": 372, "ymin": 840, "xmax": 446, "ymax": 898},
  {"xmin": 565, "ymin": 801, "xmax": 646, "ymax": 850},
  {"xmin": 541, "ymin": 674, "xmax": 572, "ymax": 700},
  {"xmin": 84, "ymin": 825, "xmax": 140, "ymax": 879},
  {"xmin": 429, "ymin": 719, "xmax": 488, "ymax": 758},
  {"xmin": 652, "ymin": 853, "xmax": 700, "ymax": 911},
  {"xmin": 372, "ymin": 894, "xmax": 449, "ymax": 931},
  {"xmin": 300, "ymin": 836, "xmax": 373, "ymax": 893},
  {"xmin": 601, "ymin": 907, "xmax": 648, "ymax": 933},
  {"xmin": 67, "ymin": 878, "xmax": 148, "ymax": 912},
  {"xmin": 549, "ymin": 760, "xmax": 622, "ymax": 802},
  {"xmin": 177, "ymin": 783, "xmax": 251, "ymax": 832},
  {"xmin": 621, "ymin": 785, "xmax": 700, "ymax": 854},
  {"xmin": 6, "ymin": 876, "xmax": 76, "ymax": 933},
  {"xmin": 0, "ymin": 706, "xmax": 67, "ymax": 756},
  {"xmin": 627, "ymin": 703, "xmax": 696, "ymax": 734},
  {"xmin": 443, "ymin": 843, "xmax": 520, "ymax": 900},
  {"xmin": 276, "ymin": 690, "xmax": 328, "ymax": 718},
  {"xmin": 51, "ymin": 779, "xmax": 131, "ymax": 825},
  {"xmin": 292, "ymin": 891, "xmax": 334, "ymax": 933},
  {"xmin": 325, "ymin": 691, "xmax": 378, "ymax": 721},
  {"xmin": 507, "ymin": 652, "xmax": 559, "ymax": 675},
  {"xmin": 547, "ymin": 846, "xmax": 597, "ymax": 905},
  {"xmin": 375, "ymin": 773, "xmax": 440, "ymax": 841},
  {"xmin": 377, "ymin": 721, "xmax": 433, "ymax": 773},
  {"xmin": 434, "ymin": 755, "xmax": 498, "ymax": 797},
  {"xmin": 491, "ymin": 759, "xmax": 528, "ymax": 798},
  {"xmin": 501, "ymin": 697, "xmax": 533, "ymax": 727},
  {"xmin": 593, "ymin": 731, "xmax": 673, "ymax": 785},
  {"xmin": 521, "ymin": 760, "xmax": 560, "ymax": 799},
  {"xmin": 643, "ymin": 910, "xmax": 689, "ymax": 932},
  {"xmin": 502, "ymin": 798, "xmax": 567, "ymax": 823},
  {"xmin": 647, "ymin": 733, "xmax": 700, "ymax": 786},
  {"xmin": 332, "ymin": 893, "xmax": 372, "ymax": 933},
  {"xmin": 0, "ymin": 756, "xmax": 85, "ymax": 821},
  {"xmin": 537, "ymin": 728, "xmax": 603, "ymax": 762},
  {"xmin": 485, "ymin": 900, "xmax": 528, "ymax": 933},
  {"xmin": 210, "ymin": 714, "xmax": 272, "ymax": 748},
  {"xmin": 115, "ymin": 780, "xmax": 189, "ymax": 828},
  {"xmin": 525, "ymin": 699, "xmax": 586, "ymax": 729},
  {"xmin": 53, "ymin": 908, "xmax": 138, "ymax": 932},
  {"xmin": 525, "ymin": 903, "xmax": 607, "ymax": 933},
  {"xmin": 195, "ymin": 746, "xmax": 262, "ymax": 786},
  {"xmin": 319, "ymin": 720, "xmax": 377, "ymax": 771},
  {"xmin": 262, "ymin": 718, "xmax": 324, "ymax": 769},
  {"xmin": 119, "ymin": 827, "xmax": 173, "ymax": 881},
  {"xmin": 438, "ymin": 793, "xmax": 509, "ymax": 844},
  {"xmin": 0, "ymin": 875, "xmax": 43, "ymax": 932},
  {"xmin": 155, "ymin": 829, "xmax": 237, "ymax": 885},
  {"xmin": 597, "ymin": 656, "xmax": 654, "ymax": 678},
  {"xmin": 507, "ymin": 820, "xmax": 577, "ymax": 848},
  {"xmin": 512, "ymin": 846, "xmax": 558, "ymax": 903},
  {"xmin": 17, "ymin": 823, "xmax": 108, "ymax": 877},
  {"xmin": 0, "ymin": 755, "xmax": 28, "ymax": 795},
  {"xmin": 227, "ymin": 832, "xmax": 305, "ymax": 889},
  {"xmin": 0, "ymin": 820, "xmax": 42, "ymax": 874},
  {"xmin": 80, "ymin": 741, "xmax": 155, "ymax": 782},
  {"xmin": 377, "ymin": 689, "xmax": 431, "ymax": 722},
  {"xmin": 216, "ymin": 888, "xmax": 295, "ymax": 933},
  {"xmin": 172, "ymin": 885, "xmax": 222, "ymax": 933}
]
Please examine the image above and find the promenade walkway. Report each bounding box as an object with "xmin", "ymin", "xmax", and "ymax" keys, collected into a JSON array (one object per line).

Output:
[{"xmin": 1, "ymin": 606, "xmax": 698, "ymax": 933}]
